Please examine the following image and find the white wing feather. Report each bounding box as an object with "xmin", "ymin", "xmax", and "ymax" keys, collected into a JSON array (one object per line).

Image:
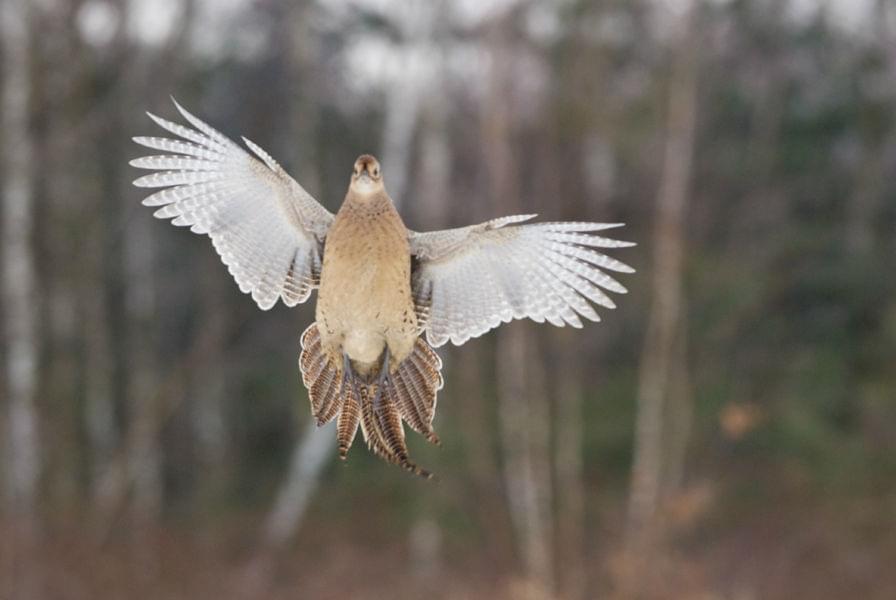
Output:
[
  {"xmin": 131, "ymin": 99, "xmax": 334, "ymax": 310},
  {"xmin": 409, "ymin": 216, "xmax": 635, "ymax": 347}
]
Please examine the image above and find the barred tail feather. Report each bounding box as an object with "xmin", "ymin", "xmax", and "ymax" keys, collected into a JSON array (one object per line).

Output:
[
  {"xmin": 336, "ymin": 390, "xmax": 361, "ymax": 459},
  {"xmin": 358, "ymin": 382, "xmax": 432, "ymax": 479},
  {"xmin": 392, "ymin": 338, "xmax": 442, "ymax": 444},
  {"xmin": 299, "ymin": 322, "xmax": 443, "ymax": 478},
  {"xmin": 300, "ymin": 323, "xmax": 344, "ymax": 426}
]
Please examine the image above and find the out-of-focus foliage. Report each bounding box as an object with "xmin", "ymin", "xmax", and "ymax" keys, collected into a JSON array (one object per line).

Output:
[{"xmin": 1, "ymin": 0, "xmax": 894, "ymax": 598}]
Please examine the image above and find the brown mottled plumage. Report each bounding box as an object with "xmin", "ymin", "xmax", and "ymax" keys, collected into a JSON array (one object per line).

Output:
[
  {"xmin": 133, "ymin": 101, "xmax": 635, "ymax": 478},
  {"xmin": 307, "ymin": 155, "xmax": 436, "ymax": 476}
]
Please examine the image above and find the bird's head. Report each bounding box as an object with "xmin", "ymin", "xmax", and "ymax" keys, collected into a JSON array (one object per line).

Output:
[{"xmin": 350, "ymin": 154, "xmax": 384, "ymax": 195}]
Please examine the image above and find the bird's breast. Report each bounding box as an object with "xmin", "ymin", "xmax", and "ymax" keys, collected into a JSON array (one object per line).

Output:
[{"xmin": 315, "ymin": 197, "xmax": 418, "ymax": 369}]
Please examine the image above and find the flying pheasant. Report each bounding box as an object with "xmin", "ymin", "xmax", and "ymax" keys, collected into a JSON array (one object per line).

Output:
[{"xmin": 131, "ymin": 100, "xmax": 635, "ymax": 477}]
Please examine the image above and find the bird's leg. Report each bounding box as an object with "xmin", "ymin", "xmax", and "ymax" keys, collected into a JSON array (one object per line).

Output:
[
  {"xmin": 372, "ymin": 346, "xmax": 390, "ymax": 413},
  {"xmin": 342, "ymin": 352, "xmax": 363, "ymax": 406},
  {"xmin": 340, "ymin": 352, "xmax": 352, "ymax": 394}
]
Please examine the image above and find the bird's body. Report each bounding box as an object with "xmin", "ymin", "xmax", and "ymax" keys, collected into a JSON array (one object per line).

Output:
[
  {"xmin": 132, "ymin": 101, "xmax": 636, "ymax": 477},
  {"xmin": 317, "ymin": 161, "xmax": 417, "ymax": 376}
]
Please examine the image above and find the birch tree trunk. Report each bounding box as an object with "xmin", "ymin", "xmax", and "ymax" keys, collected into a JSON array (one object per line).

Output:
[
  {"xmin": 2, "ymin": 0, "xmax": 40, "ymax": 530},
  {"xmin": 1, "ymin": 0, "xmax": 41, "ymax": 596},
  {"xmin": 121, "ymin": 51, "xmax": 158, "ymax": 533},
  {"xmin": 553, "ymin": 330, "xmax": 586, "ymax": 600},
  {"xmin": 382, "ymin": 1, "xmax": 444, "ymax": 208},
  {"xmin": 119, "ymin": 55, "xmax": 163, "ymax": 581},
  {"xmin": 622, "ymin": 3, "xmax": 698, "ymax": 593},
  {"xmin": 662, "ymin": 324, "xmax": 693, "ymax": 496},
  {"xmin": 118, "ymin": 0, "xmax": 196, "ymax": 531},
  {"xmin": 496, "ymin": 327, "xmax": 554, "ymax": 593},
  {"xmin": 454, "ymin": 345, "xmax": 517, "ymax": 561},
  {"xmin": 90, "ymin": 6, "xmax": 132, "ymax": 518},
  {"xmin": 263, "ymin": 420, "xmax": 335, "ymax": 547},
  {"xmin": 35, "ymin": 2, "xmax": 85, "ymax": 517},
  {"xmin": 485, "ymin": 20, "xmax": 554, "ymax": 594},
  {"xmin": 416, "ymin": 91, "xmax": 451, "ymax": 227},
  {"xmin": 379, "ymin": 0, "xmax": 442, "ymax": 207},
  {"xmin": 845, "ymin": 0, "xmax": 893, "ymax": 257}
]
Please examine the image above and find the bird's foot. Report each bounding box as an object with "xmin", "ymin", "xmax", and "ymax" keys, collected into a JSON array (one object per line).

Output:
[
  {"xmin": 371, "ymin": 346, "xmax": 390, "ymax": 413},
  {"xmin": 342, "ymin": 352, "xmax": 364, "ymax": 406}
]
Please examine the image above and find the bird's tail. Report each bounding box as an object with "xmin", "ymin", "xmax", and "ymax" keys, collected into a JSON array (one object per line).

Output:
[{"xmin": 299, "ymin": 322, "xmax": 442, "ymax": 478}]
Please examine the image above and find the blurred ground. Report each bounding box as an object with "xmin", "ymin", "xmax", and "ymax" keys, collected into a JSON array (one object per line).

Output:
[{"xmin": 1, "ymin": 0, "xmax": 895, "ymax": 598}]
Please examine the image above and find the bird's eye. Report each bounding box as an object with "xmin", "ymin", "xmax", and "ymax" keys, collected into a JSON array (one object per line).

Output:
[{"xmin": 373, "ymin": 168, "xmax": 379, "ymax": 176}]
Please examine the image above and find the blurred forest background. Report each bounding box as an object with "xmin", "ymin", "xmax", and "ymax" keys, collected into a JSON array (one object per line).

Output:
[{"xmin": 1, "ymin": 0, "xmax": 895, "ymax": 598}]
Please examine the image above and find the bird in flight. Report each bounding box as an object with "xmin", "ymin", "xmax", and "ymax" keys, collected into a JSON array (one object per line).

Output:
[{"xmin": 131, "ymin": 100, "xmax": 635, "ymax": 477}]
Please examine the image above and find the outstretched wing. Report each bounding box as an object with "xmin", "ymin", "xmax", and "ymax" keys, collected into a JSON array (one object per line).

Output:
[
  {"xmin": 409, "ymin": 215, "xmax": 635, "ymax": 347},
  {"xmin": 131, "ymin": 99, "xmax": 334, "ymax": 310}
]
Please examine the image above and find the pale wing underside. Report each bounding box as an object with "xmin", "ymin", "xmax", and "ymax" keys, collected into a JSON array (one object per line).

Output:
[
  {"xmin": 409, "ymin": 215, "xmax": 635, "ymax": 347},
  {"xmin": 131, "ymin": 99, "xmax": 334, "ymax": 310}
]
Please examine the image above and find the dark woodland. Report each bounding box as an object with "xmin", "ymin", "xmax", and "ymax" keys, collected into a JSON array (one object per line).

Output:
[{"xmin": 1, "ymin": 0, "xmax": 895, "ymax": 598}]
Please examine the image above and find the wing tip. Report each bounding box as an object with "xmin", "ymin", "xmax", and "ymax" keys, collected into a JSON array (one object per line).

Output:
[
  {"xmin": 170, "ymin": 95, "xmax": 186, "ymax": 115},
  {"xmin": 132, "ymin": 174, "xmax": 156, "ymax": 188}
]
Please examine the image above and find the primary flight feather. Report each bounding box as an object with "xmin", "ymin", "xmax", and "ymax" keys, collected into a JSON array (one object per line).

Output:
[{"xmin": 132, "ymin": 99, "xmax": 635, "ymax": 477}]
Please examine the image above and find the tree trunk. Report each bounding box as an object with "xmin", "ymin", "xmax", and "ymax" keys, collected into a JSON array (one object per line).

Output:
[
  {"xmin": 84, "ymin": 240, "xmax": 117, "ymax": 507},
  {"xmin": 553, "ymin": 330, "xmax": 587, "ymax": 600},
  {"xmin": 622, "ymin": 2, "xmax": 698, "ymax": 594},
  {"xmin": 415, "ymin": 90, "xmax": 451, "ymax": 227},
  {"xmin": 117, "ymin": 0, "xmax": 196, "ymax": 532},
  {"xmin": 2, "ymin": 0, "xmax": 40, "ymax": 520},
  {"xmin": 122, "ymin": 81, "xmax": 160, "ymax": 531},
  {"xmin": 1, "ymin": 0, "xmax": 41, "ymax": 596},
  {"xmin": 454, "ymin": 344, "xmax": 517, "ymax": 562},
  {"xmin": 378, "ymin": 1, "xmax": 442, "ymax": 207},
  {"xmin": 497, "ymin": 327, "xmax": 554, "ymax": 592},
  {"xmin": 485, "ymin": 19, "xmax": 555, "ymax": 594},
  {"xmin": 38, "ymin": 5, "xmax": 85, "ymax": 517},
  {"xmin": 191, "ymin": 254, "xmax": 231, "ymax": 509},
  {"xmin": 662, "ymin": 323, "xmax": 693, "ymax": 495},
  {"xmin": 257, "ymin": 0, "xmax": 333, "ymax": 555},
  {"xmin": 263, "ymin": 421, "xmax": 335, "ymax": 548},
  {"xmin": 845, "ymin": 0, "xmax": 893, "ymax": 257}
]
